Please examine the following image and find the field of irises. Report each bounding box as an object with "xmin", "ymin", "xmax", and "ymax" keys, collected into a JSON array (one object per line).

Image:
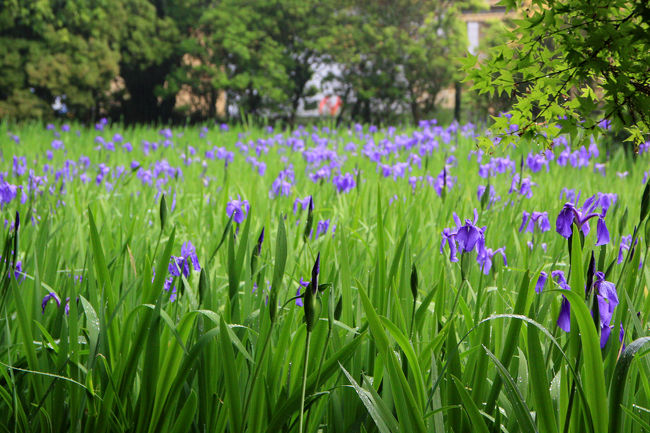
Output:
[{"xmin": 1, "ymin": 118, "xmax": 650, "ymax": 433}]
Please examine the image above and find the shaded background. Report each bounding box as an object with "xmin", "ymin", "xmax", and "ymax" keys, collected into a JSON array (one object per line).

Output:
[{"xmin": 0, "ymin": 0, "xmax": 513, "ymax": 125}]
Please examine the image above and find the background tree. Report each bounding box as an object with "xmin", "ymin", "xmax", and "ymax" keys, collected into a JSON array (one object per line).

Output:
[
  {"xmin": 463, "ymin": 18, "xmax": 517, "ymax": 122},
  {"xmin": 329, "ymin": 0, "xmax": 474, "ymax": 125},
  {"xmin": 113, "ymin": 0, "xmax": 189, "ymax": 124},
  {"xmin": 0, "ymin": 0, "xmax": 121, "ymax": 120},
  {"xmin": 0, "ymin": 0, "xmax": 490, "ymax": 125},
  {"xmin": 466, "ymin": 0, "xmax": 650, "ymax": 149}
]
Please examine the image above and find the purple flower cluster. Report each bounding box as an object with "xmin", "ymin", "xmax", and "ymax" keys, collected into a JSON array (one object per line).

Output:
[
  {"xmin": 519, "ymin": 211, "xmax": 551, "ymax": 233},
  {"xmin": 333, "ymin": 172, "xmax": 356, "ymax": 193},
  {"xmin": 478, "ymin": 157, "xmax": 516, "ymax": 178},
  {"xmin": 440, "ymin": 209, "xmax": 506, "ymax": 275},
  {"xmin": 542, "ymin": 269, "xmax": 620, "ymax": 348},
  {"xmin": 226, "ymin": 196, "xmax": 250, "ymax": 223},
  {"xmin": 477, "ymin": 184, "xmax": 500, "ymax": 208},
  {"xmin": 0, "ymin": 178, "xmax": 18, "ymax": 209},
  {"xmin": 42, "ymin": 292, "xmax": 71, "ymax": 315},
  {"xmin": 526, "ymin": 151, "xmax": 552, "ymax": 173},
  {"xmin": 269, "ymin": 165, "xmax": 295, "ymax": 198},
  {"xmin": 509, "ymin": 174, "xmax": 536, "ymax": 198},
  {"xmin": 164, "ymin": 241, "xmax": 201, "ymax": 302},
  {"xmin": 555, "ymin": 193, "xmax": 615, "ymax": 245}
]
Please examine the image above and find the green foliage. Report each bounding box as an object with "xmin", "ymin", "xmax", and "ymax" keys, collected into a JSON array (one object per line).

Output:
[
  {"xmin": 1, "ymin": 121, "xmax": 649, "ymax": 431},
  {"xmin": 0, "ymin": 0, "xmax": 475, "ymax": 124},
  {"xmin": 0, "ymin": 1, "xmax": 121, "ymax": 119},
  {"xmin": 466, "ymin": 0, "xmax": 650, "ymax": 149},
  {"xmin": 328, "ymin": 0, "xmax": 472, "ymax": 124}
]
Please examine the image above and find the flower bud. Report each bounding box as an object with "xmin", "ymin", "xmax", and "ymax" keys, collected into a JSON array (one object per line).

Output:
[
  {"xmin": 410, "ymin": 264, "xmax": 418, "ymax": 301},
  {"xmin": 160, "ymin": 194, "xmax": 168, "ymax": 232},
  {"xmin": 640, "ymin": 178, "xmax": 650, "ymax": 224},
  {"xmin": 303, "ymin": 197, "xmax": 314, "ymax": 242}
]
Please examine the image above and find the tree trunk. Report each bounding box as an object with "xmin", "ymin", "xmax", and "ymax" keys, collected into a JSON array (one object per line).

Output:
[{"xmin": 454, "ymin": 81, "xmax": 462, "ymax": 123}]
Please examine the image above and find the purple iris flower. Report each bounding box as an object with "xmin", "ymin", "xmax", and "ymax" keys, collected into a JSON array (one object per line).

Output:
[
  {"xmin": 560, "ymin": 188, "xmax": 581, "ymax": 204},
  {"xmin": 168, "ymin": 241, "xmax": 201, "ymax": 280},
  {"xmin": 520, "ymin": 211, "xmax": 551, "ymax": 233},
  {"xmin": 555, "ymin": 200, "xmax": 609, "ymax": 244},
  {"xmin": 168, "ymin": 257, "xmax": 185, "ymax": 277},
  {"xmin": 0, "ymin": 180, "xmax": 18, "ymax": 208},
  {"xmin": 333, "ymin": 173, "xmax": 356, "ymax": 193},
  {"xmin": 159, "ymin": 128, "xmax": 173, "ymax": 139},
  {"xmin": 293, "ymin": 196, "xmax": 311, "ymax": 214},
  {"xmin": 594, "ymin": 192, "xmax": 617, "ymax": 217},
  {"xmin": 527, "ymin": 241, "xmax": 548, "ymax": 252},
  {"xmin": 440, "ymin": 228, "xmax": 459, "ymax": 262},
  {"xmin": 535, "ymin": 271, "xmax": 548, "ymax": 293},
  {"xmin": 618, "ymin": 235, "xmax": 635, "ymax": 264},
  {"xmin": 11, "ymin": 261, "xmax": 24, "ymax": 282},
  {"xmin": 440, "ymin": 209, "xmax": 486, "ymax": 263},
  {"xmin": 95, "ymin": 118, "xmax": 108, "ymax": 130},
  {"xmin": 476, "ymin": 239, "xmax": 506, "ymax": 275},
  {"xmin": 595, "ymin": 218, "xmax": 610, "ymax": 246},
  {"xmin": 295, "ymin": 278, "xmax": 310, "ymax": 307},
  {"xmin": 226, "ymin": 196, "xmax": 250, "ymax": 223},
  {"xmin": 551, "ymin": 270, "xmax": 572, "ymax": 332},
  {"xmin": 408, "ymin": 176, "xmax": 419, "ymax": 192},
  {"xmin": 181, "ymin": 241, "xmax": 201, "ymax": 272},
  {"xmin": 453, "ymin": 209, "xmax": 485, "ymax": 253},
  {"xmin": 433, "ymin": 167, "xmax": 455, "ymax": 196},
  {"xmin": 12, "ymin": 156, "xmax": 27, "ymax": 176},
  {"xmin": 42, "ymin": 292, "xmax": 61, "ymax": 313},
  {"xmin": 269, "ymin": 166, "xmax": 295, "ymax": 198},
  {"xmin": 594, "ymin": 272, "xmax": 618, "ymax": 320},
  {"xmin": 509, "ymin": 174, "xmax": 536, "ymax": 198},
  {"xmin": 392, "ymin": 162, "xmax": 410, "ymax": 180},
  {"xmin": 477, "ymin": 185, "xmax": 500, "ymax": 209},
  {"xmin": 526, "ymin": 152, "xmax": 549, "ymax": 173},
  {"xmin": 478, "ymin": 157, "xmax": 516, "ymax": 178},
  {"xmin": 270, "ymin": 177, "xmax": 292, "ymax": 198},
  {"xmin": 594, "ymin": 272, "xmax": 619, "ymax": 348},
  {"xmin": 315, "ymin": 219, "xmax": 330, "ymax": 239},
  {"xmin": 41, "ymin": 292, "xmax": 69, "ymax": 314},
  {"xmin": 550, "ymin": 268, "xmax": 619, "ymax": 347},
  {"xmin": 555, "ymin": 203, "xmax": 583, "ymax": 237}
]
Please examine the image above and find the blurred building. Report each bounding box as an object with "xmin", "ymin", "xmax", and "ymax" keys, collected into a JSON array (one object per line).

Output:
[
  {"xmin": 298, "ymin": 1, "xmax": 517, "ymax": 117},
  {"xmin": 437, "ymin": 0, "xmax": 517, "ymax": 109}
]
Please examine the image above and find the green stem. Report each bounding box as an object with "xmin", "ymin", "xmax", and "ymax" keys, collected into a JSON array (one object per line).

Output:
[
  {"xmin": 151, "ymin": 229, "xmax": 163, "ymax": 265},
  {"xmin": 473, "ymin": 273, "xmax": 485, "ymax": 325},
  {"xmin": 409, "ymin": 297, "xmax": 416, "ymax": 340},
  {"xmin": 615, "ymin": 224, "xmax": 639, "ymax": 289},
  {"xmin": 306, "ymin": 322, "xmax": 332, "ymax": 429},
  {"xmin": 313, "ymin": 325, "xmax": 331, "ymax": 392},
  {"xmin": 562, "ymin": 348, "xmax": 582, "ymax": 433},
  {"xmin": 241, "ymin": 324, "xmax": 273, "ymax": 433},
  {"xmin": 449, "ymin": 278, "xmax": 467, "ymax": 321},
  {"xmin": 299, "ymin": 330, "xmax": 312, "ymax": 433}
]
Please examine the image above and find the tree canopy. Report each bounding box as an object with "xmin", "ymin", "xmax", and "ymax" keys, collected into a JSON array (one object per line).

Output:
[
  {"xmin": 0, "ymin": 0, "xmax": 480, "ymax": 125},
  {"xmin": 466, "ymin": 0, "xmax": 650, "ymax": 148}
]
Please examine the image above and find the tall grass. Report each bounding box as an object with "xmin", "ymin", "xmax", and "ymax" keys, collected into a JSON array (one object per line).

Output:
[{"xmin": 0, "ymin": 120, "xmax": 649, "ymax": 432}]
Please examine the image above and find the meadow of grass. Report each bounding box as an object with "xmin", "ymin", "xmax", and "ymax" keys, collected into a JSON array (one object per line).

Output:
[{"xmin": 0, "ymin": 119, "xmax": 649, "ymax": 433}]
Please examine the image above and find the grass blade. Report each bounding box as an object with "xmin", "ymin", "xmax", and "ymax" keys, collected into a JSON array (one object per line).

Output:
[
  {"xmin": 483, "ymin": 345, "xmax": 538, "ymax": 433},
  {"xmin": 609, "ymin": 336, "xmax": 650, "ymax": 432}
]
